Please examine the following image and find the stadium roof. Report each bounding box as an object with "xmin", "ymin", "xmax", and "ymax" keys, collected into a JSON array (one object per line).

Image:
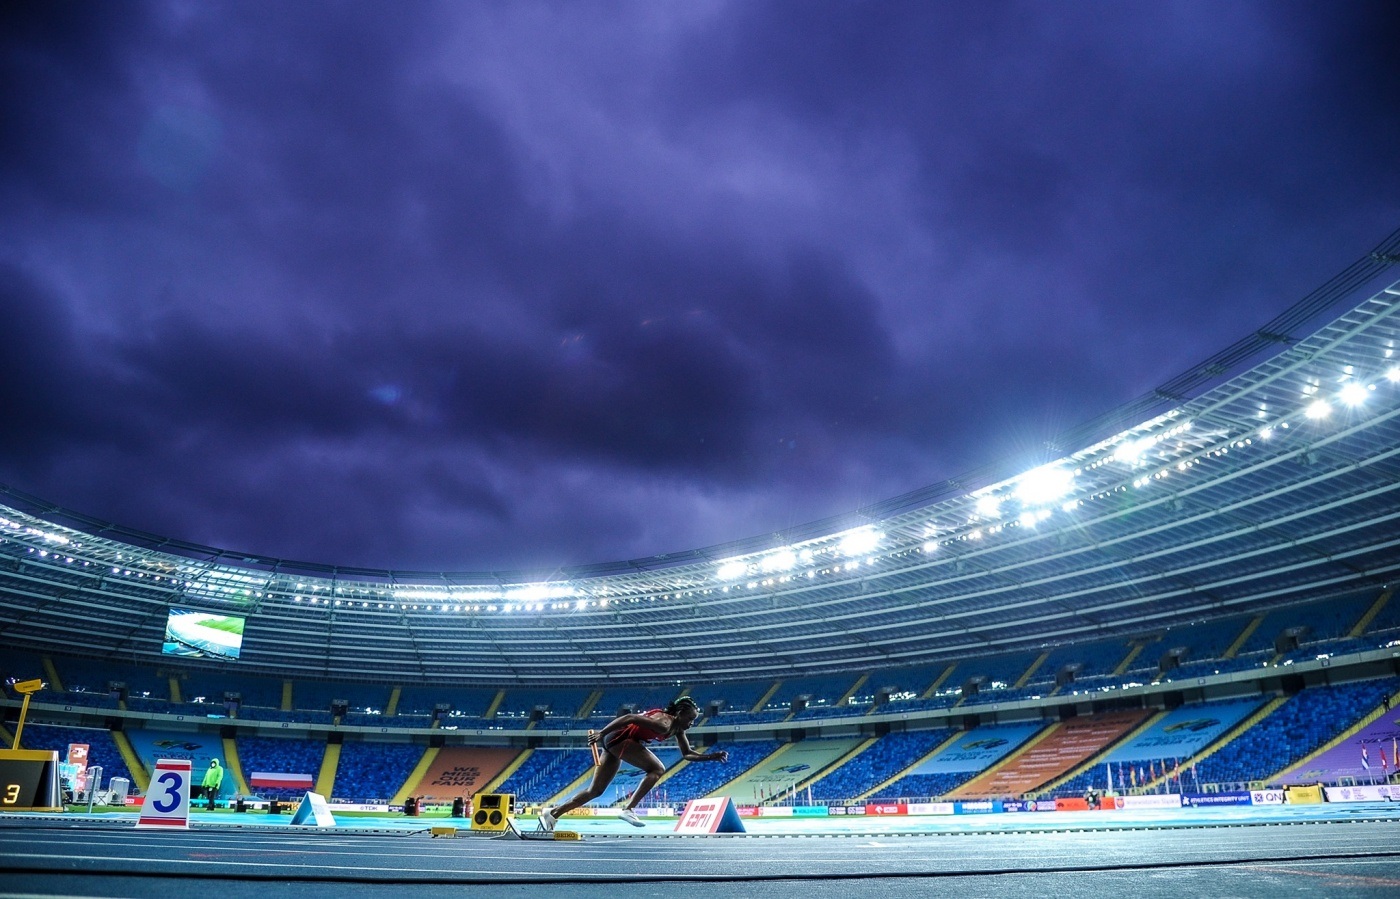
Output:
[{"xmin": 3, "ymin": 229, "xmax": 1400, "ymax": 686}]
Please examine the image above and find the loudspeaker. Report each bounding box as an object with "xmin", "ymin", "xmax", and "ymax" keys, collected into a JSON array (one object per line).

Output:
[{"xmin": 470, "ymin": 793, "xmax": 515, "ymax": 831}]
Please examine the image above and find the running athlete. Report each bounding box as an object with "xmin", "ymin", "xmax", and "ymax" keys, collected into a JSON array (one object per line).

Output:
[{"xmin": 538, "ymin": 696, "xmax": 727, "ymax": 830}]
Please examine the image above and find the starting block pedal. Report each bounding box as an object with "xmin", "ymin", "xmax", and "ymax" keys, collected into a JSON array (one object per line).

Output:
[
  {"xmin": 430, "ymin": 826, "xmax": 458, "ymax": 838},
  {"xmin": 500, "ymin": 817, "xmax": 581, "ymax": 841}
]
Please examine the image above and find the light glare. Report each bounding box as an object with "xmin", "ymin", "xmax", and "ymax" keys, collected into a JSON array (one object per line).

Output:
[
  {"xmin": 1339, "ymin": 382, "xmax": 1369, "ymax": 406},
  {"xmin": 1015, "ymin": 465, "xmax": 1075, "ymax": 505},
  {"xmin": 838, "ymin": 527, "xmax": 881, "ymax": 556}
]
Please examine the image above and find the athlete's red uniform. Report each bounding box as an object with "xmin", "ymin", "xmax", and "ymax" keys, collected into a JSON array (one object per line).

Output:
[{"xmin": 602, "ymin": 709, "xmax": 669, "ymax": 754}]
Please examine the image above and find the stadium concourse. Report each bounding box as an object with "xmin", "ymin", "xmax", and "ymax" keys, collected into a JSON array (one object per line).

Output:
[{"xmin": 5, "ymin": 231, "xmax": 1400, "ymax": 899}]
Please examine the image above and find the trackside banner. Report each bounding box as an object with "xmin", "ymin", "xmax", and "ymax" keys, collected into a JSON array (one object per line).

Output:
[
  {"xmin": 1182, "ymin": 791, "xmax": 1252, "ymax": 807},
  {"xmin": 1287, "ymin": 784, "xmax": 1324, "ymax": 804},
  {"xmin": 1324, "ymin": 785, "xmax": 1400, "ymax": 802},
  {"xmin": 1250, "ymin": 789, "xmax": 1286, "ymax": 805},
  {"xmin": 1116, "ymin": 794, "xmax": 1182, "ymax": 809},
  {"xmin": 1003, "ymin": 799, "xmax": 1057, "ymax": 812},
  {"xmin": 907, "ymin": 802, "xmax": 956, "ymax": 816},
  {"xmin": 956, "ymin": 800, "xmax": 1000, "ymax": 814},
  {"xmin": 865, "ymin": 802, "xmax": 908, "ymax": 815}
]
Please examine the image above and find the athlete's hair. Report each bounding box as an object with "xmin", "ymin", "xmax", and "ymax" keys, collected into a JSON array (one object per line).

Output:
[{"xmin": 667, "ymin": 696, "xmax": 699, "ymax": 716}]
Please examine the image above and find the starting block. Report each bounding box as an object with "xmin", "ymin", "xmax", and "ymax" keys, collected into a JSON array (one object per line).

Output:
[
  {"xmin": 501, "ymin": 816, "xmax": 581, "ymax": 841},
  {"xmin": 430, "ymin": 826, "xmax": 458, "ymax": 838}
]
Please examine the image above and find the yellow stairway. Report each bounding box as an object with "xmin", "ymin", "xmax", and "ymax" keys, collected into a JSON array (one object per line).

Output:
[
  {"xmin": 315, "ymin": 742, "xmax": 341, "ymax": 797},
  {"xmin": 221, "ymin": 736, "xmax": 251, "ymax": 796},
  {"xmin": 112, "ymin": 731, "xmax": 150, "ymax": 792}
]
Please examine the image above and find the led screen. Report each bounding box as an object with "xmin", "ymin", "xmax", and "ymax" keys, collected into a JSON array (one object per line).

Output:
[{"xmin": 162, "ymin": 607, "xmax": 245, "ymax": 661}]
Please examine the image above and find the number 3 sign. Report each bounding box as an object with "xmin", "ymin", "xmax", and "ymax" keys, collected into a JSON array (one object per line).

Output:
[{"xmin": 138, "ymin": 759, "xmax": 192, "ymax": 828}]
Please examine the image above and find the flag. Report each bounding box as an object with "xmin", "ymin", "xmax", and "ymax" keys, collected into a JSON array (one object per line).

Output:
[
  {"xmin": 1361, "ymin": 746, "xmax": 1371, "ymax": 770},
  {"xmin": 1382, "ymin": 748, "xmax": 1390, "ymax": 772},
  {"xmin": 1130, "ymin": 766, "xmax": 1137, "ymax": 787}
]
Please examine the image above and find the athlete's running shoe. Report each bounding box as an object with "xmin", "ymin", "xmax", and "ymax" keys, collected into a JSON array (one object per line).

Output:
[
  {"xmin": 537, "ymin": 808, "xmax": 556, "ymax": 833},
  {"xmin": 619, "ymin": 809, "xmax": 644, "ymax": 827}
]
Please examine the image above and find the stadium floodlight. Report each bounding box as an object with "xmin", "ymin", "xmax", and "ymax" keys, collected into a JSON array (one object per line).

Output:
[
  {"xmin": 1305, "ymin": 399, "xmax": 1331, "ymax": 419},
  {"xmin": 974, "ymin": 494, "xmax": 1001, "ymax": 519},
  {"xmin": 716, "ymin": 560, "xmax": 748, "ymax": 580},
  {"xmin": 1018, "ymin": 511, "xmax": 1038, "ymax": 528},
  {"xmin": 1113, "ymin": 436, "xmax": 1154, "ymax": 465},
  {"xmin": 1387, "ymin": 366, "xmax": 1400, "ymax": 383},
  {"xmin": 1014, "ymin": 465, "xmax": 1075, "ymax": 506},
  {"xmin": 509, "ymin": 584, "xmax": 575, "ymax": 603},
  {"xmin": 1339, "ymin": 381, "xmax": 1370, "ymax": 406},
  {"xmin": 838, "ymin": 527, "xmax": 881, "ymax": 557},
  {"xmin": 760, "ymin": 549, "xmax": 797, "ymax": 573}
]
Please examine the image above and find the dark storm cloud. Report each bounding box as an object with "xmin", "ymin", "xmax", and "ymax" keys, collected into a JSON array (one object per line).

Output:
[{"xmin": 1, "ymin": 0, "xmax": 1397, "ymax": 571}]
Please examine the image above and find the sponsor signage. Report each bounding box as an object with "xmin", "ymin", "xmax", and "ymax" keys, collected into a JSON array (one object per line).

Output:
[
  {"xmin": 956, "ymin": 800, "xmax": 999, "ymax": 814},
  {"xmin": 907, "ymin": 802, "xmax": 956, "ymax": 816},
  {"xmin": 675, "ymin": 797, "xmax": 746, "ymax": 834},
  {"xmin": 1117, "ymin": 794, "xmax": 1182, "ymax": 809},
  {"xmin": 1287, "ymin": 784, "xmax": 1324, "ymax": 805},
  {"xmin": 865, "ymin": 802, "xmax": 908, "ymax": 816},
  {"xmin": 1250, "ymin": 789, "xmax": 1286, "ymax": 806},
  {"xmin": 1323, "ymin": 785, "xmax": 1400, "ymax": 802},
  {"xmin": 1182, "ymin": 791, "xmax": 1252, "ymax": 807}
]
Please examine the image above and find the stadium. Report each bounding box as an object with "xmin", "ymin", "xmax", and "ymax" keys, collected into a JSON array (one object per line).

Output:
[{"xmin": 4, "ymin": 227, "xmax": 1400, "ymax": 895}]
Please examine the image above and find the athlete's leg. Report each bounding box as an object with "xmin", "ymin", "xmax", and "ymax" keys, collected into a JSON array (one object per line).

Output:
[
  {"xmin": 549, "ymin": 749, "xmax": 622, "ymax": 817},
  {"xmin": 618, "ymin": 743, "xmax": 666, "ymax": 810}
]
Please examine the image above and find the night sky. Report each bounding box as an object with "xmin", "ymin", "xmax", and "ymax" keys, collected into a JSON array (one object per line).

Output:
[{"xmin": 2, "ymin": 1, "xmax": 1398, "ymax": 573}]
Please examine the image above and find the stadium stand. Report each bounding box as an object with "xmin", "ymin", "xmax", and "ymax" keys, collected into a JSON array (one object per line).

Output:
[
  {"xmin": 495, "ymin": 749, "xmax": 593, "ymax": 804},
  {"xmin": 235, "ymin": 734, "xmax": 327, "ymax": 800},
  {"xmin": 332, "ymin": 740, "xmax": 424, "ymax": 802},
  {"xmin": 811, "ymin": 729, "xmax": 957, "ymax": 801},
  {"xmin": 1192, "ymin": 677, "xmax": 1400, "ymax": 788}
]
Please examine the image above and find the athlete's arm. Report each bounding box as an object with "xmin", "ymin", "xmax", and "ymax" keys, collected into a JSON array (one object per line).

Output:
[{"xmin": 676, "ymin": 732, "xmax": 728, "ymax": 762}]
